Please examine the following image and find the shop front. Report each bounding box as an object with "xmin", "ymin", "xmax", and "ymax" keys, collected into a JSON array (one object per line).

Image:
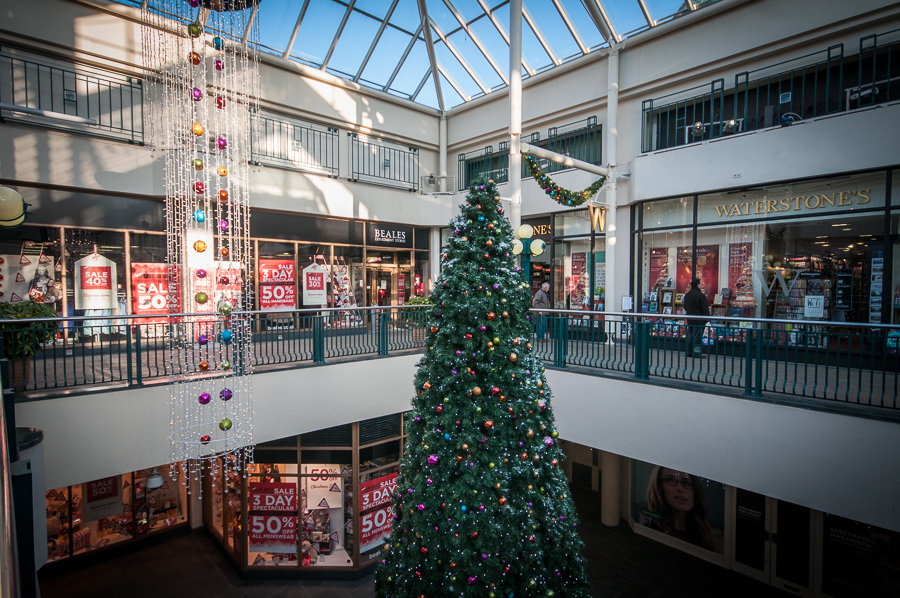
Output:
[
  {"xmin": 202, "ymin": 413, "xmax": 405, "ymax": 575},
  {"xmin": 632, "ymin": 169, "xmax": 898, "ymax": 336}
]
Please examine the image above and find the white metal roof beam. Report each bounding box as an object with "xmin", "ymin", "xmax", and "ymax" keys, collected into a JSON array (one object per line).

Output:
[
  {"xmin": 412, "ymin": 69, "xmax": 433, "ymax": 100},
  {"xmin": 383, "ymin": 22, "xmax": 423, "ymax": 93},
  {"xmin": 416, "ymin": 0, "xmax": 445, "ymax": 111},
  {"xmin": 354, "ymin": 0, "xmax": 400, "ymax": 82},
  {"xmin": 437, "ymin": 63, "xmax": 471, "ymax": 103},
  {"xmin": 282, "ymin": 0, "xmax": 311, "ymax": 59},
  {"xmin": 240, "ymin": 2, "xmax": 259, "ymax": 45},
  {"xmin": 441, "ymin": 0, "xmax": 509, "ymax": 85},
  {"xmin": 522, "ymin": 6, "xmax": 560, "ymax": 66},
  {"xmin": 684, "ymin": 0, "xmax": 697, "ymax": 12},
  {"xmin": 636, "ymin": 0, "xmax": 657, "ymax": 27},
  {"xmin": 474, "ymin": 0, "xmax": 535, "ymax": 77},
  {"xmin": 429, "ymin": 19, "xmax": 490, "ymax": 95},
  {"xmin": 321, "ymin": 0, "xmax": 357, "ymax": 71},
  {"xmin": 584, "ymin": 0, "xmax": 621, "ymax": 44},
  {"xmin": 550, "ymin": 0, "xmax": 588, "ymax": 54}
]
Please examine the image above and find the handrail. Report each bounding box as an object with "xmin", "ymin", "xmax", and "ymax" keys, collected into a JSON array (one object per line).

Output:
[{"xmin": 0, "ymin": 373, "xmax": 21, "ymax": 598}]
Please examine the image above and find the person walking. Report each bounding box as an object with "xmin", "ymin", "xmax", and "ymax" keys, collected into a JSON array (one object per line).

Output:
[
  {"xmin": 683, "ymin": 277, "xmax": 709, "ymax": 357},
  {"xmin": 532, "ymin": 282, "xmax": 551, "ymax": 341}
]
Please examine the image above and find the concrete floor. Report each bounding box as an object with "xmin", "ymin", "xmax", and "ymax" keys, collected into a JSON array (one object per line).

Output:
[{"xmin": 37, "ymin": 487, "xmax": 792, "ymax": 598}]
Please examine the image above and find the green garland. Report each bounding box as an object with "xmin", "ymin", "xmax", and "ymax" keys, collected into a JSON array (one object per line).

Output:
[{"xmin": 524, "ymin": 153, "xmax": 605, "ymax": 207}]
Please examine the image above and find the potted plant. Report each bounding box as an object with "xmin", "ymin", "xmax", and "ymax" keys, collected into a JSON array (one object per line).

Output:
[{"xmin": 0, "ymin": 300, "xmax": 61, "ymax": 389}]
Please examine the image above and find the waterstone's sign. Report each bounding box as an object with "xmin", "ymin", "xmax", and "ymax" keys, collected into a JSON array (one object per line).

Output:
[
  {"xmin": 709, "ymin": 189, "xmax": 871, "ymax": 219},
  {"xmin": 366, "ymin": 222, "xmax": 413, "ymax": 248}
]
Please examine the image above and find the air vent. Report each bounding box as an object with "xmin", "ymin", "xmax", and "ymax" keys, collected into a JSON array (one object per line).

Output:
[
  {"xmin": 301, "ymin": 424, "xmax": 352, "ymax": 447},
  {"xmin": 359, "ymin": 414, "xmax": 401, "ymax": 445}
]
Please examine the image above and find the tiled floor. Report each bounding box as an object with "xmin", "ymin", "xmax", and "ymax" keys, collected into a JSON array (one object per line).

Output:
[{"xmin": 38, "ymin": 488, "xmax": 791, "ymax": 598}]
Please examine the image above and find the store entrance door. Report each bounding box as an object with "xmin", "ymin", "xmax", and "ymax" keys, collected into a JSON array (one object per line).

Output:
[
  {"xmin": 732, "ymin": 490, "xmax": 813, "ymax": 596},
  {"xmin": 366, "ymin": 268, "xmax": 394, "ymax": 306}
]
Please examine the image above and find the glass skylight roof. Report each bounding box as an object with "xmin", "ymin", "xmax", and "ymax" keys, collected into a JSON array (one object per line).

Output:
[{"xmin": 111, "ymin": 0, "xmax": 729, "ymax": 110}]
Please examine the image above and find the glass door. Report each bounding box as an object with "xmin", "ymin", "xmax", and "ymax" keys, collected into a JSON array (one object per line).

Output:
[
  {"xmin": 366, "ymin": 268, "xmax": 394, "ymax": 306},
  {"xmin": 732, "ymin": 492, "xmax": 813, "ymax": 596}
]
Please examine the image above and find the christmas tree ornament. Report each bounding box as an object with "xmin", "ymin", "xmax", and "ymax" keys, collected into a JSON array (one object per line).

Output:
[
  {"xmin": 191, "ymin": 158, "xmax": 204, "ymax": 170},
  {"xmin": 189, "ymin": 51, "xmax": 202, "ymax": 65},
  {"xmin": 219, "ymin": 219, "xmax": 229, "ymax": 231},
  {"xmin": 197, "ymin": 334, "xmax": 208, "ymax": 346},
  {"xmin": 220, "ymin": 360, "xmax": 231, "ymax": 370},
  {"xmin": 193, "ymin": 209, "xmax": 206, "ymax": 223},
  {"xmin": 217, "ymin": 137, "xmax": 227, "ymax": 149},
  {"xmin": 194, "ymin": 181, "xmax": 205, "ymax": 194},
  {"xmin": 220, "ymin": 329, "xmax": 233, "ymax": 343},
  {"xmin": 218, "ymin": 301, "xmax": 232, "ymax": 315},
  {"xmin": 215, "ymin": 59, "xmax": 223, "ymax": 70},
  {"xmin": 200, "ymin": 434, "xmax": 211, "ymax": 445},
  {"xmin": 218, "ymin": 418, "xmax": 232, "ymax": 431},
  {"xmin": 220, "ymin": 388, "xmax": 233, "ymax": 401},
  {"xmin": 198, "ymin": 392, "xmax": 211, "ymax": 405},
  {"xmin": 472, "ymin": 386, "xmax": 482, "ymax": 396},
  {"xmin": 196, "ymin": 269, "xmax": 207, "ymax": 278},
  {"xmin": 198, "ymin": 361, "xmax": 209, "ymax": 371},
  {"xmin": 216, "ymin": 96, "xmax": 226, "ymax": 109},
  {"xmin": 187, "ymin": 23, "xmax": 202, "ymax": 37},
  {"xmin": 218, "ymin": 190, "xmax": 229, "ymax": 202},
  {"xmin": 191, "ymin": 122, "xmax": 204, "ymax": 136},
  {"xmin": 195, "ymin": 292, "xmax": 208, "ymax": 304},
  {"xmin": 191, "ymin": 87, "xmax": 203, "ymax": 101},
  {"xmin": 218, "ymin": 166, "xmax": 228, "ymax": 177},
  {"xmin": 220, "ymin": 247, "xmax": 229, "ymax": 258},
  {"xmin": 213, "ymin": 36, "xmax": 224, "ymax": 50},
  {"xmin": 509, "ymin": 353, "xmax": 518, "ymax": 362}
]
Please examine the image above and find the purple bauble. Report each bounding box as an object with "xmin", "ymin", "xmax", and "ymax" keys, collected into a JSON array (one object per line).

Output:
[
  {"xmin": 196, "ymin": 269, "xmax": 207, "ymax": 278},
  {"xmin": 198, "ymin": 334, "xmax": 208, "ymax": 345},
  {"xmin": 427, "ymin": 454, "xmax": 439, "ymax": 466},
  {"xmin": 468, "ymin": 576, "xmax": 477, "ymax": 585},
  {"xmin": 417, "ymin": 503, "xmax": 425, "ymax": 511},
  {"xmin": 544, "ymin": 436, "xmax": 554, "ymax": 447},
  {"xmin": 493, "ymin": 284, "xmax": 499, "ymax": 289},
  {"xmin": 198, "ymin": 392, "xmax": 211, "ymax": 405},
  {"xmin": 188, "ymin": 0, "xmax": 199, "ymax": 6},
  {"xmin": 215, "ymin": 59, "xmax": 223, "ymax": 71},
  {"xmin": 220, "ymin": 388, "xmax": 233, "ymax": 401},
  {"xmin": 219, "ymin": 219, "xmax": 229, "ymax": 231},
  {"xmin": 217, "ymin": 137, "xmax": 227, "ymax": 150},
  {"xmin": 191, "ymin": 87, "xmax": 202, "ymax": 101}
]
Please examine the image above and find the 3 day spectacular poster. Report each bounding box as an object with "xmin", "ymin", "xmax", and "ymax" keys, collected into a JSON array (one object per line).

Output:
[{"xmin": 676, "ymin": 245, "xmax": 718, "ymax": 305}]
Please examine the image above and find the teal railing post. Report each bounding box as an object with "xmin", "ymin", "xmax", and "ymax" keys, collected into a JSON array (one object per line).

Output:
[
  {"xmin": 126, "ymin": 325, "xmax": 133, "ymax": 386},
  {"xmin": 379, "ymin": 310, "xmax": 389, "ymax": 356},
  {"xmin": 554, "ymin": 316, "xmax": 568, "ymax": 368},
  {"xmin": 634, "ymin": 320, "xmax": 650, "ymax": 380},
  {"xmin": 755, "ymin": 327, "xmax": 764, "ymax": 397},
  {"xmin": 744, "ymin": 329, "xmax": 755, "ymax": 396},
  {"xmin": 135, "ymin": 324, "xmax": 143, "ymax": 386},
  {"xmin": 313, "ymin": 316, "xmax": 325, "ymax": 363}
]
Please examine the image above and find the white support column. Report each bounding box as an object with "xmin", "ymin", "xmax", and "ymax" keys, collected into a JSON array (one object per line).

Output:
[
  {"xmin": 439, "ymin": 114, "xmax": 448, "ymax": 193},
  {"xmin": 600, "ymin": 450, "xmax": 621, "ymax": 526},
  {"xmin": 604, "ymin": 45, "xmax": 619, "ymax": 314},
  {"xmin": 509, "ymin": 0, "xmax": 523, "ymax": 231}
]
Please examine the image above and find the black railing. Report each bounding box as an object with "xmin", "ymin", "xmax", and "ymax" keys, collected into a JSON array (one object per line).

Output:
[
  {"xmin": 641, "ymin": 28, "xmax": 900, "ymax": 152},
  {"xmin": 251, "ymin": 113, "xmax": 338, "ymax": 176},
  {"xmin": 0, "ymin": 47, "xmax": 143, "ymax": 143},
  {"xmin": 350, "ymin": 134, "xmax": 419, "ymax": 191},
  {"xmin": 458, "ymin": 146, "xmax": 496, "ymax": 191}
]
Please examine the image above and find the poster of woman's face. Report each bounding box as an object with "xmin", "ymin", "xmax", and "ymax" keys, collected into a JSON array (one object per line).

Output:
[{"xmin": 631, "ymin": 459, "xmax": 725, "ymax": 554}]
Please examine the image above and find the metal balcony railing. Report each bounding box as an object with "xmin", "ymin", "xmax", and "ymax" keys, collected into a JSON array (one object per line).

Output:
[
  {"xmin": 349, "ymin": 134, "xmax": 419, "ymax": 191},
  {"xmin": 4, "ymin": 309, "xmax": 900, "ymax": 413},
  {"xmin": 0, "ymin": 47, "xmax": 143, "ymax": 144},
  {"xmin": 251, "ymin": 113, "xmax": 338, "ymax": 176},
  {"xmin": 851, "ymin": 28, "xmax": 900, "ymax": 110},
  {"xmin": 641, "ymin": 79, "xmax": 725, "ymax": 152}
]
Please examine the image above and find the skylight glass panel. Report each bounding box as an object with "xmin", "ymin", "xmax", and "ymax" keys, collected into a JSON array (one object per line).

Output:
[
  {"xmin": 352, "ymin": 0, "xmax": 394, "ymax": 20},
  {"xmin": 491, "ymin": 4, "xmax": 552, "ymax": 70},
  {"xmin": 644, "ymin": 0, "xmax": 690, "ymax": 21},
  {"xmin": 326, "ymin": 12, "xmax": 382, "ymax": 77},
  {"xmin": 389, "ymin": 39, "xmax": 432, "ymax": 95},
  {"xmin": 447, "ymin": 30, "xmax": 504, "ymax": 89},
  {"xmin": 523, "ymin": 0, "xmax": 581, "ymax": 60},
  {"xmin": 557, "ymin": 0, "xmax": 605, "ymax": 48},
  {"xmin": 359, "ymin": 28, "xmax": 414, "ymax": 87},
  {"xmin": 426, "ymin": 0, "xmax": 464, "ymax": 36},
  {"xmin": 468, "ymin": 17, "xmax": 510, "ymax": 79},
  {"xmin": 389, "ymin": 0, "xmax": 424, "ymax": 34},
  {"xmin": 438, "ymin": 71, "xmax": 466, "ymax": 108},
  {"xmin": 256, "ymin": 0, "xmax": 303, "ymax": 55},
  {"xmin": 433, "ymin": 40, "xmax": 482, "ymax": 98},
  {"xmin": 290, "ymin": 1, "xmax": 347, "ymax": 65},
  {"xmin": 448, "ymin": 0, "xmax": 487, "ymax": 22},
  {"xmin": 600, "ymin": 0, "xmax": 651, "ymax": 37},
  {"xmin": 414, "ymin": 73, "xmax": 440, "ymax": 109}
]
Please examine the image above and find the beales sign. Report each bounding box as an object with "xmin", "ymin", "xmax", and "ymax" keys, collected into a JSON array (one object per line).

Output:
[{"xmin": 366, "ymin": 222, "xmax": 413, "ymax": 248}]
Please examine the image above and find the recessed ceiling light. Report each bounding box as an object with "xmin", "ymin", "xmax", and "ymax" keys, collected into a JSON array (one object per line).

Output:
[
  {"xmin": 843, "ymin": 228, "xmax": 851, "ymax": 231},
  {"xmin": 831, "ymin": 223, "xmax": 848, "ymax": 227}
]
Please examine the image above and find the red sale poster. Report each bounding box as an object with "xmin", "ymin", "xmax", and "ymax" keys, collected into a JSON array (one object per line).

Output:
[
  {"xmin": 259, "ymin": 259, "xmax": 295, "ymax": 284},
  {"xmin": 259, "ymin": 259, "xmax": 296, "ymax": 311},
  {"xmin": 131, "ymin": 263, "xmax": 180, "ymax": 323},
  {"xmin": 648, "ymin": 248, "xmax": 669, "ymax": 290},
  {"xmin": 360, "ymin": 472, "xmax": 398, "ymax": 513},
  {"xmin": 82, "ymin": 475, "xmax": 121, "ymax": 522},
  {"xmin": 678, "ymin": 245, "xmax": 718, "ymax": 304},
  {"xmin": 249, "ymin": 514, "xmax": 298, "ymax": 553},
  {"xmin": 360, "ymin": 503, "xmax": 394, "ymax": 552},
  {"xmin": 249, "ymin": 482, "xmax": 298, "ymax": 513}
]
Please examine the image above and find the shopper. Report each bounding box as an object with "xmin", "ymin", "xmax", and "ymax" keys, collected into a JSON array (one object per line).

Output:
[
  {"xmin": 683, "ymin": 277, "xmax": 709, "ymax": 357},
  {"xmin": 532, "ymin": 282, "xmax": 551, "ymax": 341}
]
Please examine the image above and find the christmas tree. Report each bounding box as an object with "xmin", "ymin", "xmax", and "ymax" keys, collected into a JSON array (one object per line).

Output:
[{"xmin": 375, "ymin": 177, "xmax": 592, "ymax": 597}]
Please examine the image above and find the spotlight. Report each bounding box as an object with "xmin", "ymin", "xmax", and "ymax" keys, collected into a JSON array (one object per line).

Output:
[
  {"xmin": 722, "ymin": 119, "xmax": 737, "ymax": 134},
  {"xmin": 691, "ymin": 121, "xmax": 705, "ymax": 138},
  {"xmin": 427, "ymin": 173, "xmax": 436, "ymax": 185},
  {"xmin": 146, "ymin": 468, "xmax": 164, "ymax": 490},
  {"xmin": 0, "ymin": 186, "xmax": 30, "ymax": 228}
]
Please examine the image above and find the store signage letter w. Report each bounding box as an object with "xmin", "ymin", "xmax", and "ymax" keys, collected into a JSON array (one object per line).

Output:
[{"xmin": 756, "ymin": 269, "xmax": 806, "ymax": 297}]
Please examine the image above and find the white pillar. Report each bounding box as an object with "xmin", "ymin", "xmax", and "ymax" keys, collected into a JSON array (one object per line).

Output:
[
  {"xmin": 600, "ymin": 450, "xmax": 621, "ymax": 526},
  {"xmin": 508, "ymin": 0, "xmax": 523, "ymax": 231},
  {"xmin": 604, "ymin": 45, "xmax": 619, "ymax": 313},
  {"xmin": 439, "ymin": 114, "xmax": 448, "ymax": 193}
]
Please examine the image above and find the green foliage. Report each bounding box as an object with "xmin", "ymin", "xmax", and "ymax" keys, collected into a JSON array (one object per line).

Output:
[
  {"xmin": 404, "ymin": 296, "xmax": 432, "ymax": 307},
  {"xmin": 375, "ymin": 177, "xmax": 592, "ymax": 597},
  {"xmin": 0, "ymin": 301, "xmax": 60, "ymax": 360},
  {"xmin": 524, "ymin": 154, "xmax": 604, "ymax": 207}
]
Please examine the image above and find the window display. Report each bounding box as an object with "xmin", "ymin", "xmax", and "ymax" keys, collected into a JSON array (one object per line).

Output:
[
  {"xmin": 300, "ymin": 464, "xmax": 354, "ymax": 567},
  {"xmin": 247, "ymin": 463, "xmax": 298, "ymax": 567}
]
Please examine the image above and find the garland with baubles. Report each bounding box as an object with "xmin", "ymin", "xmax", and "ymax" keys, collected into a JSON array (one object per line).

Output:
[{"xmin": 524, "ymin": 153, "xmax": 605, "ymax": 207}]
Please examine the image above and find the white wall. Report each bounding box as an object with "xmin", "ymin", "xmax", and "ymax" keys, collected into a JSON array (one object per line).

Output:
[
  {"xmin": 16, "ymin": 354, "xmax": 419, "ymax": 491},
  {"xmin": 547, "ymin": 370, "xmax": 900, "ymax": 533}
]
